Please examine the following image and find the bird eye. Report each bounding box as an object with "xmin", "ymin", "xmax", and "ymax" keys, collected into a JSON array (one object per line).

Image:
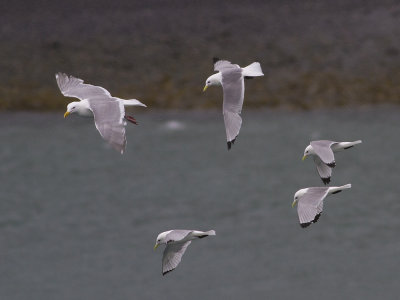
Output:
[
  {"xmin": 207, "ymin": 81, "xmax": 210, "ymax": 84},
  {"xmin": 72, "ymin": 106, "xmax": 75, "ymax": 109}
]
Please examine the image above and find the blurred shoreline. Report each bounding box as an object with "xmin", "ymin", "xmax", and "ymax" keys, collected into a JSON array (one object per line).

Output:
[
  {"xmin": 0, "ymin": 103, "xmax": 397, "ymax": 118},
  {"xmin": 1, "ymin": 0, "xmax": 399, "ymax": 111}
]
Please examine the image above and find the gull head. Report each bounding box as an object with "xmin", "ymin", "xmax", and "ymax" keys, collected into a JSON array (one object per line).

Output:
[
  {"xmin": 292, "ymin": 188, "xmax": 308, "ymax": 207},
  {"xmin": 302, "ymin": 144, "xmax": 315, "ymax": 161},
  {"xmin": 154, "ymin": 231, "xmax": 171, "ymax": 250},
  {"xmin": 64, "ymin": 101, "xmax": 81, "ymax": 118},
  {"xmin": 203, "ymin": 73, "xmax": 222, "ymax": 92}
]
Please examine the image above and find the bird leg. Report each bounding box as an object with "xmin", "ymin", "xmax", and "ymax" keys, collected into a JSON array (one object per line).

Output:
[{"xmin": 125, "ymin": 115, "xmax": 138, "ymax": 125}]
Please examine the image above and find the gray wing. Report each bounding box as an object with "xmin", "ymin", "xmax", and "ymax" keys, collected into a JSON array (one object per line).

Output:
[
  {"xmin": 214, "ymin": 60, "xmax": 237, "ymax": 72},
  {"xmin": 55, "ymin": 73, "xmax": 112, "ymax": 101},
  {"xmin": 162, "ymin": 241, "xmax": 192, "ymax": 275},
  {"xmin": 88, "ymin": 97, "xmax": 126, "ymax": 154},
  {"xmin": 221, "ymin": 66, "xmax": 244, "ymax": 148},
  {"xmin": 165, "ymin": 230, "xmax": 193, "ymax": 242},
  {"xmin": 317, "ymin": 201, "xmax": 324, "ymax": 215},
  {"xmin": 311, "ymin": 140, "xmax": 337, "ymax": 166},
  {"xmin": 314, "ymin": 156, "xmax": 333, "ymax": 185},
  {"xmin": 297, "ymin": 187, "xmax": 329, "ymax": 228}
]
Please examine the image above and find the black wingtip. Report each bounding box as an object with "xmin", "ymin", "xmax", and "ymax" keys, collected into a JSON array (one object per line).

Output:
[
  {"xmin": 244, "ymin": 76, "xmax": 254, "ymax": 80},
  {"xmin": 162, "ymin": 269, "xmax": 174, "ymax": 276},
  {"xmin": 327, "ymin": 161, "xmax": 336, "ymax": 168},
  {"xmin": 313, "ymin": 213, "xmax": 322, "ymax": 223},
  {"xmin": 300, "ymin": 222, "xmax": 312, "ymax": 228},
  {"xmin": 331, "ymin": 190, "xmax": 342, "ymax": 194},
  {"xmin": 227, "ymin": 137, "xmax": 236, "ymax": 150},
  {"xmin": 321, "ymin": 177, "xmax": 331, "ymax": 185},
  {"xmin": 300, "ymin": 213, "xmax": 322, "ymax": 228},
  {"xmin": 213, "ymin": 57, "xmax": 220, "ymax": 64}
]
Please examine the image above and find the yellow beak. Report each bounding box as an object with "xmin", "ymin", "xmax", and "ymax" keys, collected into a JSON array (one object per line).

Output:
[
  {"xmin": 203, "ymin": 85, "xmax": 208, "ymax": 92},
  {"xmin": 64, "ymin": 111, "xmax": 70, "ymax": 118},
  {"xmin": 154, "ymin": 243, "xmax": 159, "ymax": 250},
  {"xmin": 292, "ymin": 201, "xmax": 296, "ymax": 208},
  {"xmin": 302, "ymin": 155, "xmax": 306, "ymax": 161}
]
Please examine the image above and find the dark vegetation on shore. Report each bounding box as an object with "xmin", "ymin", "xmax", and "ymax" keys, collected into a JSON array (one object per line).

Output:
[{"xmin": 1, "ymin": 0, "xmax": 399, "ymax": 111}]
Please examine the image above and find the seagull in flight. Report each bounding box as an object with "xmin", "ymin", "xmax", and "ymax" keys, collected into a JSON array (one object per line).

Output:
[
  {"xmin": 154, "ymin": 229, "xmax": 216, "ymax": 275},
  {"xmin": 55, "ymin": 73, "xmax": 146, "ymax": 154},
  {"xmin": 292, "ymin": 184, "xmax": 352, "ymax": 228},
  {"xmin": 203, "ymin": 58, "xmax": 264, "ymax": 150},
  {"xmin": 302, "ymin": 140, "xmax": 362, "ymax": 184}
]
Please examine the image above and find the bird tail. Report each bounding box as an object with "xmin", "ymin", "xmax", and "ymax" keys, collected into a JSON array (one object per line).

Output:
[
  {"xmin": 340, "ymin": 183, "xmax": 352, "ymax": 190},
  {"xmin": 123, "ymin": 99, "xmax": 147, "ymax": 107},
  {"xmin": 341, "ymin": 140, "xmax": 362, "ymax": 150},
  {"xmin": 242, "ymin": 62, "xmax": 264, "ymax": 77},
  {"xmin": 349, "ymin": 140, "xmax": 362, "ymax": 146},
  {"xmin": 195, "ymin": 230, "xmax": 216, "ymax": 238},
  {"xmin": 205, "ymin": 230, "xmax": 216, "ymax": 236},
  {"xmin": 329, "ymin": 184, "xmax": 351, "ymax": 194}
]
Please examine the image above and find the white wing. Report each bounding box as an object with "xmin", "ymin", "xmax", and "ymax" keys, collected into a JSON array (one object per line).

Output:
[
  {"xmin": 55, "ymin": 73, "xmax": 112, "ymax": 101},
  {"xmin": 297, "ymin": 187, "xmax": 329, "ymax": 228},
  {"xmin": 162, "ymin": 241, "xmax": 192, "ymax": 275}
]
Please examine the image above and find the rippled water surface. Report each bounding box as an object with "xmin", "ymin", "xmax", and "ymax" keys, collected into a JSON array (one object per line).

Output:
[{"xmin": 0, "ymin": 108, "xmax": 399, "ymax": 299}]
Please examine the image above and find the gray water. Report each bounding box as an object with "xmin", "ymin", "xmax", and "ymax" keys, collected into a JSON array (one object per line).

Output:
[{"xmin": 0, "ymin": 108, "xmax": 399, "ymax": 300}]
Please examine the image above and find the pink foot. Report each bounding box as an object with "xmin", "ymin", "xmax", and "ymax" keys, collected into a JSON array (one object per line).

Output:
[{"xmin": 125, "ymin": 115, "xmax": 138, "ymax": 125}]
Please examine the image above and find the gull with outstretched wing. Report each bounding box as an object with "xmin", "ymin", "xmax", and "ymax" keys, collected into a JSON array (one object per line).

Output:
[
  {"xmin": 154, "ymin": 229, "xmax": 216, "ymax": 275},
  {"xmin": 55, "ymin": 73, "xmax": 146, "ymax": 154}
]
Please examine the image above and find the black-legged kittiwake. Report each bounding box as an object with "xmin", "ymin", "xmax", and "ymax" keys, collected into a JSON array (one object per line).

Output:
[
  {"xmin": 302, "ymin": 140, "xmax": 362, "ymax": 184},
  {"xmin": 55, "ymin": 73, "xmax": 146, "ymax": 154},
  {"xmin": 292, "ymin": 184, "xmax": 352, "ymax": 228},
  {"xmin": 203, "ymin": 58, "xmax": 264, "ymax": 150},
  {"xmin": 154, "ymin": 229, "xmax": 216, "ymax": 275}
]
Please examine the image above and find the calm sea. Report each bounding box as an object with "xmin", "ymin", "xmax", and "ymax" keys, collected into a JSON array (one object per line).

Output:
[{"xmin": 0, "ymin": 108, "xmax": 399, "ymax": 299}]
